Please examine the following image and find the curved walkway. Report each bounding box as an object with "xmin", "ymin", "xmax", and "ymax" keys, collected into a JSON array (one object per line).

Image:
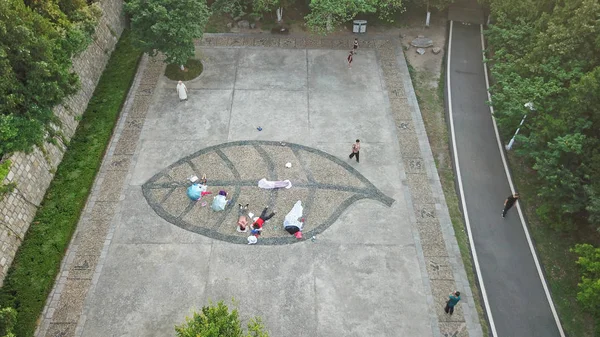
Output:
[{"xmin": 446, "ymin": 2, "xmax": 565, "ymax": 336}]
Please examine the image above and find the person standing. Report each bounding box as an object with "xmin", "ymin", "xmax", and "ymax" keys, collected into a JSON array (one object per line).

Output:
[
  {"xmin": 444, "ymin": 291, "xmax": 461, "ymax": 315},
  {"xmin": 349, "ymin": 139, "xmax": 360, "ymax": 163},
  {"xmin": 347, "ymin": 50, "xmax": 354, "ymax": 68},
  {"xmin": 177, "ymin": 80, "xmax": 188, "ymax": 101},
  {"xmin": 502, "ymin": 193, "xmax": 519, "ymax": 218},
  {"xmin": 353, "ymin": 38, "xmax": 359, "ymax": 54}
]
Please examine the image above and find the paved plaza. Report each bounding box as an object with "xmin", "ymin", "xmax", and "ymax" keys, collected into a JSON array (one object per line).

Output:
[{"xmin": 37, "ymin": 36, "xmax": 482, "ymax": 337}]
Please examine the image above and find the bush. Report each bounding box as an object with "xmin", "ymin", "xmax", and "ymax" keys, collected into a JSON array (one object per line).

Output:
[
  {"xmin": 0, "ymin": 30, "xmax": 141, "ymax": 337},
  {"xmin": 175, "ymin": 301, "xmax": 269, "ymax": 337},
  {"xmin": 572, "ymin": 244, "xmax": 600, "ymax": 318},
  {"xmin": 0, "ymin": 307, "xmax": 17, "ymax": 337}
]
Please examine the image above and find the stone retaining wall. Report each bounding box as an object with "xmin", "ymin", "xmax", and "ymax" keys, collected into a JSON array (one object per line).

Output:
[{"xmin": 0, "ymin": 0, "xmax": 126, "ymax": 284}]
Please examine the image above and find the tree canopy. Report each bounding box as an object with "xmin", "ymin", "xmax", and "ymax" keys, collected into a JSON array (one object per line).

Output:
[
  {"xmin": 124, "ymin": 0, "xmax": 211, "ymax": 67},
  {"xmin": 0, "ymin": 0, "xmax": 99, "ymax": 157},
  {"xmin": 485, "ymin": 0, "xmax": 600, "ymax": 231}
]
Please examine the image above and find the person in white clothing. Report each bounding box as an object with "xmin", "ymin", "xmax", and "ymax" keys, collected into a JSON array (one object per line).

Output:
[{"xmin": 177, "ymin": 81, "xmax": 188, "ymax": 101}]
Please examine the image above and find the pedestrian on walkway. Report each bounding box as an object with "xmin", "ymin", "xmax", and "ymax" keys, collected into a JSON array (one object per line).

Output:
[
  {"xmin": 353, "ymin": 38, "xmax": 359, "ymax": 54},
  {"xmin": 349, "ymin": 139, "xmax": 360, "ymax": 163},
  {"xmin": 347, "ymin": 50, "xmax": 354, "ymax": 68},
  {"xmin": 444, "ymin": 291, "xmax": 461, "ymax": 315},
  {"xmin": 177, "ymin": 80, "xmax": 188, "ymax": 101},
  {"xmin": 502, "ymin": 193, "xmax": 519, "ymax": 218}
]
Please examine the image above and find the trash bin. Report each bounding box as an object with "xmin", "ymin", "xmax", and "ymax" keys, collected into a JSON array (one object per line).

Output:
[{"xmin": 353, "ymin": 20, "xmax": 367, "ymax": 34}]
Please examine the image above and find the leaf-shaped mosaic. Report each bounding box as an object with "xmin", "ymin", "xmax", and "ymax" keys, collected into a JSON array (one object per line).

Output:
[{"xmin": 142, "ymin": 141, "xmax": 394, "ymax": 245}]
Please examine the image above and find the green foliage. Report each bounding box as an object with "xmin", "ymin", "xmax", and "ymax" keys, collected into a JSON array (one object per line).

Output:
[
  {"xmin": 125, "ymin": 0, "xmax": 211, "ymax": 66},
  {"xmin": 211, "ymin": 0, "xmax": 250, "ymax": 18},
  {"xmin": 305, "ymin": 0, "xmax": 404, "ymax": 34},
  {"xmin": 486, "ymin": 0, "xmax": 600, "ymax": 231},
  {"xmin": 0, "ymin": 0, "xmax": 99, "ymax": 157},
  {"xmin": 0, "ymin": 160, "xmax": 16, "ymax": 197},
  {"xmin": 572, "ymin": 244, "xmax": 600, "ymax": 317},
  {"xmin": 175, "ymin": 301, "xmax": 269, "ymax": 337},
  {"xmin": 0, "ymin": 307, "xmax": 17, "ymax": 337},
  {"xmin": 0, "ymin": 31, "xmax": 141, "ymax": 337}
]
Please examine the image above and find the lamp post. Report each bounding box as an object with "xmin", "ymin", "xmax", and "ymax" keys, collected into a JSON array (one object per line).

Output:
[{"xmin": 505, "ymin": 102, "xmax": 535, "ymax": 151}]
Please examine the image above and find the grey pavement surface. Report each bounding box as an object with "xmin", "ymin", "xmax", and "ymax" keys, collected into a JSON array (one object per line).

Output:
[
  {"xmin": 448, "ymin": 21, "xmax": 562, "ymax": 337},
  {"xmin": 37, "ymin": 36, "xmax": 482, "ymax": 337}
]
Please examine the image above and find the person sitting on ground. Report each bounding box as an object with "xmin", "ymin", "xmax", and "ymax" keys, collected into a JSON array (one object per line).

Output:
[
  {"xmin": 250, "ymin": 206, "xmax": 276, "ymax": 236},
  {"xmin": 211, "ymin": 190, "xmax": 229, "ymax": 211},
  {"xmin": 237, "ymin": 203, "xmax": 250, "ymax": 232},
  {"xmin": 186, "ymin": 175, "xmax": 211, "ymax": 201}
]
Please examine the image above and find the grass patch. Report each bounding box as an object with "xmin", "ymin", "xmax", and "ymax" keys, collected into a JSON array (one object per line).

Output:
[
  {"xmin": 165, "ymin": 59, "xmax": 203, "ymax": 81},
  {"xmin": 506, "ymin": 155, "xmax": 599, "ymax": 336},
  {"xmin": 406, "ymin": 56, "xmax": 490, "ymax": 337},
  {"xmin": 0, "ymin": 30, "xmax": 142, "ymax": 337}
]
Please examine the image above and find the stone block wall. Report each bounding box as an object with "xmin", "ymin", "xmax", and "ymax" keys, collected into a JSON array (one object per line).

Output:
[{"xmin": 0, "ymin": 0, "xmax": 127, "ymax": 284}]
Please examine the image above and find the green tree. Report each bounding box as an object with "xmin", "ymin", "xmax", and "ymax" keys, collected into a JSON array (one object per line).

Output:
[
  {"xmin": 305, "ymin": 0, "xmax": 403, "ymax": 34},
  {"xmin": 572, "ymin": 244, "xmax": 600, "ymax": 317},
  {"xmin": 124, "ymin": 0, "xmax": 211, "ymax": 69},
  {"xmin": 0, "ymin": 0, "xmax": 93, "ymax": 156},
  {"xmin": 175, "ymin": 301, "xmax": 269, "ymax": 337}
]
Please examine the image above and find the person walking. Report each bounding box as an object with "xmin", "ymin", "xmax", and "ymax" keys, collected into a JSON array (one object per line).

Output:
[
  {"xmin": 444, "ymin": 291, "xmax": 461, "ymax": 315},
  {"xmin": 177, "ymin": 80, "xmax": 188, "ymax": 101},
  {"xmin": 353, "ymin": 38, "xmax": 359, "ymax": 54},
  {"xmin": 502, "ymin": 193, "xmax": 520, "ymax": 218},
  {"xmin": 349, "ymin": 139, "xmax": 360, "ymax": 163},
  {"xmin": 347, "ymin": 50, "xmax": 354, "ymax": 68}
]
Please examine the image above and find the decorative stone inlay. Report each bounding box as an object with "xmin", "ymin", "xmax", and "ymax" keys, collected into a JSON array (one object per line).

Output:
[{"xmin": 143, "ymin": 141, "xmax": 394, "ymax": 245}]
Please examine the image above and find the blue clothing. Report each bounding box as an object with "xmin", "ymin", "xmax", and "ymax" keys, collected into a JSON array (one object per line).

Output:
[
  {"xmin": 447, "ymin": 295, "xmax": 461, "ymax": 307},
  {"xmin": 186, "ymin": 184, "xmax": 202, "ymax": 200}
]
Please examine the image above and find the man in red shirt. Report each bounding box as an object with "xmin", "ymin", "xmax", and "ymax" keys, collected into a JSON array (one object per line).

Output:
[{"xmin": 251, "ymin": 206, "xmax": 276, "ymax": 235}]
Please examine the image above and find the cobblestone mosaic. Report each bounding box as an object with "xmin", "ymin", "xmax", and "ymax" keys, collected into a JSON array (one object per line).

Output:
[{"xmin": 143, "ymin": 141, "xmax": 394, "ymax": 245}]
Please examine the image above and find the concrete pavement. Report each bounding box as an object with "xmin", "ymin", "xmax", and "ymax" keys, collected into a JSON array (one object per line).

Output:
[{"xmin": 37, "ymin": 36, "xmax": 482, "ymax": 337}]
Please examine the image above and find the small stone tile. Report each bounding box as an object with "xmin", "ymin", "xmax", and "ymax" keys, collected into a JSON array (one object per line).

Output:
[
  {"xmin": 390, "ymin": 100, "xmax": 412, "ymax": 121},
  {"xmin": 406, "ymin": 173, "xmax": 435, "ymax": 204},
  {"xmin": 294, "ymin": 38, "xmax": 307, "ymax": 48},
  {"xmin": 426, "ymin": 256, "xmax": 455, "ymax": 280},
  {"xmin": 388, "ymin": 87, "xmax": 407, "ymax": 99},
  {"xmin": 68, "ymin": 254, "xmax": 100, "ymax": 280},
  {"xmin": 215, "ymin": 37, "xmax": 229, "ymax": 46},
  {"xmin": 113, "ymin": 129, "xmax": 141, "ymax": 155},
  {"xmin": 242, "ymin": 37, "xmax": 255, "ymax": 46},
  {"xmin": 279, "ymin": 38, "xmax": 296, "ymax": 48},
  {"xmin": 256, "ymin": 37, "xmax": 279, "ymax": 47},
  {"xmin": 417, "ymin": 220, "xmax": 446, "ymax": 251},
  {"xmin": 361, "ymin": 39, "xmax": 376, "ymax": 49},
  {"xmin": 304, "ymin": 37, "xmax": 321, "ymax": 48},
  {"xmin": 123, "ymin": 117, "xmax": 145, "ymax": 131},
  {"xmin": 96, "ymin": 171, "xmax": 126, "ymax": 202},
  {"xmin": 130, "ymin": 97, "xmax": 151, "ymax": 118},
  {"xmin": 105, "ymin": 155, "xmax": 132, "ymax": 171},
  {"xmin": 320, "ymin": 39, "xmax": 333, "ymax": 48},
  {"xmin": 413, "ymin": 203, "xmax": 437, "ymax": 221},
  {"xmin": 439, "ymin": 321, "xmax": 470, "ymax": 337},
  {"xmin": 51, "ymin": 278, "xmax": 91, "ymax": 323},
  {"xmin": 396, "ymin": 120, "xmax": 412, "ymax": 132},
  {"xmin": 332, "ymin": 39, "xmax": 350, "ymax": 49},
  {"xmin": 397, "ymin": 131, "xmax": 423, "ymax": 160},
  {"xmin": 88, "ymin": 202, "xmax": 117, "ymax": 223},
  {"xmin": 45, "ymin": 323, "xmax": 76, "ymax": 337},
  {"xmin": 404, "ymin": 157, "xmax": 426, "ymax": 173},
  {"xmin": 230, "ymin": 36, "xmax": 244, "ymax": 46},
  {"xmin": 75, "ymin": 220, "xmax": 111, "ymax": 254}
]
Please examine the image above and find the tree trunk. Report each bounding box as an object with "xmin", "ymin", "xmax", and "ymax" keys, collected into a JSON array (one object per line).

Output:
[
  {"xmin": 276, "ymin": 7, "xmax": 283, "ymax": 23},
  {"xmin": 180, "ymin": 64, "xmax": 185, "ymax": 71},
  {"xmin": 326, "ymin": 14, "xmax": 332, "ymax": 32}
]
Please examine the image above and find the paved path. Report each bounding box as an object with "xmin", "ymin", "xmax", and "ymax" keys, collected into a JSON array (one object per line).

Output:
[
  {"xmin": 447, "ymin": 3, "xmax": 564, "ymax": 336},
  {"xmin": 36, "ymin": 35, "xmax": 482, "ymax": 337}
]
